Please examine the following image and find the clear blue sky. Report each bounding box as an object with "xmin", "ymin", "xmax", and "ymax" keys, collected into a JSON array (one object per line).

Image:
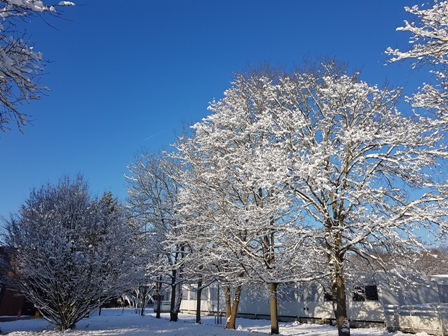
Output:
[{"xmin": 0, "ymin": 0, "xmax": 424, "ymax": 220}]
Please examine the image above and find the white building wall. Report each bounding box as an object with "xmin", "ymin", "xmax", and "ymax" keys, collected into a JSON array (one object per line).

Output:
[{"xmin": 178, "ymin": 275, "xmax": 446, "ymax": 335}]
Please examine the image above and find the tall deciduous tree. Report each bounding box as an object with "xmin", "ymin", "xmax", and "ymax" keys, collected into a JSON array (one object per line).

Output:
[
  {"xmin": 0, "ymin": 0, "xmax": 75, "ymax": 133},
  {"xmin": 277, "ymin": 62, "xmax": 447, "ymax": 336},
  {"xmin": 3, "ymin": 176, "xmax": 139, "ymax": 330},
  {"xmin": 126, "ymin": 151, "xmax": 185, "ymax": 322},
  {"xmin": 174, "ymin": 134, "xmax": 249, "ymax": 330},
  {"xmin": 174, "ymin": 71, "xmax": 323, "ymax": 334}
]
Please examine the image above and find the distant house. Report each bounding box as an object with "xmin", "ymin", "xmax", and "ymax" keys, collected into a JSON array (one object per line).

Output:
[
  {"xmin": 0, "ymin": 247, "xmax": 36, "ymax": 318},
  {"xmin": 0, "ymin": 284, "xmax": 23, "ymax": 316}
]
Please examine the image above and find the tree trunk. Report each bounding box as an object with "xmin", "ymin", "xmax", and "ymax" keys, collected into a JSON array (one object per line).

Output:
[
  {"xmin": 170, "ymin": 286, "xmax": 178, "ymax": 321},
  {"xmin": 225, "ymin": 285, "xmax": 231, "ymax": 322},
  {"xmin": 155, "ymin": 279, "xmax": 161, "ymax": 319},
  {"xmin": 174, "ymin": 279, "xmax": 183, "ymax": 319},
  {"xmin": 327, "ymin": 214, "xmax": 349, "ymax": 336},
  {"xmin": 196, "ymin": 278, "xmax": 202, "ymax": 324},
  {"xmin": 225, "ymin": 285, "xmax": 242, "ymax": 330},
  {"xmin": 269, "ymin": 283, "xmax": 279, "ymax": 334},
  {"xmin": 140, "ymin": 294, "xmax": 146, "ymax": 316},
  {"xmin": 170, "ymin": 270, "xmax": 178, "ymax": 322},
  {"xmin": 332, "ymin": 262, "xmax": 349, "ymax": 336}
]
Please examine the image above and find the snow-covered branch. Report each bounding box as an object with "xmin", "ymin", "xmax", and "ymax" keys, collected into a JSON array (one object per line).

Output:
[{"xmin": 0, "ymin": 0, "xmax": 74, "ymax": 132}]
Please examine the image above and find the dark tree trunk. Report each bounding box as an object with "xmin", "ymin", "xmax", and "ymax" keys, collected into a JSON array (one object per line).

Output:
[
  {"xmin": 156, "ymin": 296, "xmax": 161, "ymax": 318},
  {"xmin": 140, "ymin": 295, "xmax": 146, "ymax": 316},
  {"xmin": 269, "ymin": 283, "xmax": 279, "ymax": 334},
  {"xmin": 170, "ymin": 270, "xmax": 178, "ymax": 322},
  {"xmin": 196, "ymin": 278, "xmax": 202, "ymax": 324},
  {"xmin": 170, "ymin": 287, "xmax": 178, "ymax": 321},
  {"xmin": 225, "ymin": 285, "xmax": 242, "ymax": 330},
  {"xmin": 155, "ymin": 279, "xmax": 161, "ymax": 319}
]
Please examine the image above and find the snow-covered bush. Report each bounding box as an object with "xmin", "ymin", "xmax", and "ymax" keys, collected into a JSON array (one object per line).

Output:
[{"xmin": 3, "ymin": 176, "xmax": 139, "ymax": 330}]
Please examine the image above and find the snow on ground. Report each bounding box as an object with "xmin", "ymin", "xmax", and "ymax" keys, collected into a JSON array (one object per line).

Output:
[{"xmin": 0, "ymin": 308, "xmax": 430, "ymax": 336}]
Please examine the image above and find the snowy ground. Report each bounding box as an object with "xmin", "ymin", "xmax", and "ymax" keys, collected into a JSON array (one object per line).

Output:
[{"xmin": 0, "ymin": 308, "xmax": 430, "ymax": 336}]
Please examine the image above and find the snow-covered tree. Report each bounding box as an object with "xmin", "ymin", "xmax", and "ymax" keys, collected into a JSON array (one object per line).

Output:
[
  {"xmin": 122, "ymin": 227, "xmax": 157, "ymax": 318},
  {"xmin": 174, "ymin": 71, "xmax": 324, "ymax": 334},
  {"xmin": 126, "ymin": 151, "xmax": 186, "ymax": 322},
  {"xmin": 3, "ymin": 176, "xmax": 139, "ymax": 330},
  {"xmin": 176, "ymin": 61, "xmax": 448, "ymax": 336},
  {"xmin": 386, "ymin": 1, "xmax": 448, "ymax": 121},
  {"xmin": 0, "ymin": 0, "xmax": 75, "ymax": 133},
  {"xmin": 173, "ymin": 134, "xmax": 249, "ymax": 329},
  {"xmin": 276, "ymin": 62, "xmax": 448, "ymax": 336}
]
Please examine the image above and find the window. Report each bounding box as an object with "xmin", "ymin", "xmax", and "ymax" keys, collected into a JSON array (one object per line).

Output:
[
  {"xmin": 352, "ymin": 286, "xmax": 365, "ymax": 302},
  {"xmin": 352, "ymin": 285, "xmax": 379, "ymax": 301},
  {"xmin": 324, "ymin": 292, "xmax": 333, "ymax": 302},
  {"xmin": 365, "ymin": 285, "xmax": 379, "ymax": 301}
]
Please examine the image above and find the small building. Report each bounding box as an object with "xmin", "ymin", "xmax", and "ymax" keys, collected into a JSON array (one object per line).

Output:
[
  {"xmin": 0, "ymin": 247, "xmax": 36, "ymax": 319},
  {"xmin": 179, "ymin": 274, "xmax": 448, "ymax": 335},
  {"xmin": 0, "ymin": 285, "xmax": 24, "ymax": 316}
]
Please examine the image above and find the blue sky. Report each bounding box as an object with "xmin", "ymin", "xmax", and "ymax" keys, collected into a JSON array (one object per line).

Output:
[{"xmin": 0, "ymin": 0, "xmax": 424, "ymax": 220}]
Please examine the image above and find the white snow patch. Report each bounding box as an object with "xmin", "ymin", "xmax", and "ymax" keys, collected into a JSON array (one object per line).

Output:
[{"xmin": 0, "ymin": 308, "xmax": 430, "ymax": 336}]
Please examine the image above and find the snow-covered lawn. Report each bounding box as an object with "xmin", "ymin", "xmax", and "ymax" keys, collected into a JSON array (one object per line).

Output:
[{"xmin": 0, "ymin": 309, "xmax": 429, "ymax": 336}]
